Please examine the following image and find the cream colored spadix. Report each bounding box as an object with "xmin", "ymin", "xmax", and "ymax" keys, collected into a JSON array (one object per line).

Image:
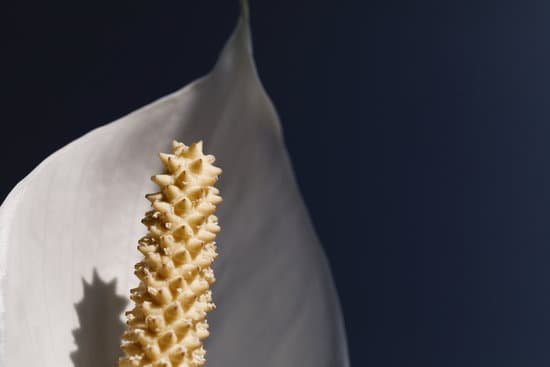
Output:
[
  {"xmin": 0, "ymin": 1, "xmax": 349, "ymax": 366},
  {"xmin": 119, "ymin": 141, "xmax": 221, "ymax": 367}
]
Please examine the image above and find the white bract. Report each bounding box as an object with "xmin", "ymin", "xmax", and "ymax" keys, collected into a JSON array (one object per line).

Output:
[{"xmin": 0, "ymin": 4, "xmax": 348, "ymax": 367}]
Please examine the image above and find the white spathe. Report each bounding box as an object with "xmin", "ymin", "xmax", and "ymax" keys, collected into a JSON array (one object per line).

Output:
[{"xmin": 0, "ymin": 5, "xmax": 349, "ymax": 367}]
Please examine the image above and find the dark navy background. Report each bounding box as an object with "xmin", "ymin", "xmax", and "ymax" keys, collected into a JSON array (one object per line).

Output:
[{"xmin": 2, "ymin": 1, "xmax": 549, "ymax": 365}]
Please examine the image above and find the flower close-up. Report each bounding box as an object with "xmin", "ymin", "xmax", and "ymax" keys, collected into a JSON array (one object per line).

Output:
[
  {"xmin": 8, "ymin": 0, "xmax": 548, "ymax": 366},
  {"xmin": 0, "ymin": 3, "xmax": 348, "ymax": 366}
]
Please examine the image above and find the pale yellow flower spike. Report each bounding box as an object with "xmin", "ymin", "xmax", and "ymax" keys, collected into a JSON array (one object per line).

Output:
[{"xmin": 119, "ymin": 140, "xmax": 222, "ymax": 367}]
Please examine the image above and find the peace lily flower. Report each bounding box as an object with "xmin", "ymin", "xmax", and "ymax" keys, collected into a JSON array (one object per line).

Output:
[{"xmin": 0, "ymin": 2, "xmax": 348, "ymax": 366}]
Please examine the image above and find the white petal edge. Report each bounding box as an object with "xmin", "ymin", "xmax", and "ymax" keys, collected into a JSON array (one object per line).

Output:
[{"xmin": 0, "ymin": 2, "xmax": 349, "ymax": 366}]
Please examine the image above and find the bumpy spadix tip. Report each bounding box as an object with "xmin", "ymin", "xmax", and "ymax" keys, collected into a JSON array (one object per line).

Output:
[{"xmin": 119, "ymin": 140, "xmax": 222, "ymax": 367}]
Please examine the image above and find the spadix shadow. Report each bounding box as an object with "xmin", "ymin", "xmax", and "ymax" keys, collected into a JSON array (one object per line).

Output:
[{"xmin": 70, "ymin": 269, "xmax": 127, "ymax": 367}]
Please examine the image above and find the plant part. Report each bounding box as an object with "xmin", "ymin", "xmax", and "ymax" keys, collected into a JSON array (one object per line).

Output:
[
  {"xmin": 119, "ymin": 141, "xmax": 222, "ymax": 367},
  {"xmin": 0, "ymin": 2, "xmax": 349, "ymax": 366}
]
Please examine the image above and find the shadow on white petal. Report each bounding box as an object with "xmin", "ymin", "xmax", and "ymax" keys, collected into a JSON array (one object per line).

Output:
[{"xmin": 70, "ymin": 270, "xmax": 127, "ymax": 367}]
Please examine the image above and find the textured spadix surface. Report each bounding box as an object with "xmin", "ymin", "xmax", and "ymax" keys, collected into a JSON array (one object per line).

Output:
[
  {"xmin": 0, "ymin": 5, "xmax": 348, "ymax": 367},
  {"xmin": 120, "ymin": 141, "xmax": 222, "ymax": 367}
]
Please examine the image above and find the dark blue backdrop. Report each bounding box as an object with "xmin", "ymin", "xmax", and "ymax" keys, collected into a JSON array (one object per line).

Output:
[{"xmin": 2, "ymin": 1, "xmax": 549, "ymax": 365}]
